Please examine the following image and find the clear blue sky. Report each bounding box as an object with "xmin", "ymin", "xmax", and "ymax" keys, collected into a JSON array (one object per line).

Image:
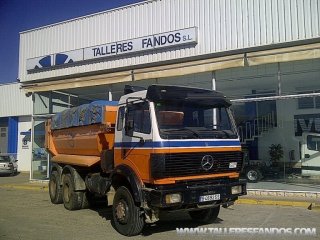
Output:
[{"xmin": 0, "ymin": 0, "xmax": 142, "ymax": 84}]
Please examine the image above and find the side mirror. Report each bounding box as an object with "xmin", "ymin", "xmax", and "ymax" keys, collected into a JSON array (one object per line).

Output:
[{"xmin": 125, "ymin": 119, "xmax": 134, "ymax": 137}]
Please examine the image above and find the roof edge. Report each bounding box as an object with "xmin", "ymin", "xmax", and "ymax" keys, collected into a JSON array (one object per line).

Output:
[{"xmin": 19, "ymin": 0, "xmax": 154, "ymax": 34}]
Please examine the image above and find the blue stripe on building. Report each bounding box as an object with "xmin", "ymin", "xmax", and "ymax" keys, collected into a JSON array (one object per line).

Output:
[{"xmin": 8, "ymin": 117, "xmax": 18, "ymax": 154}]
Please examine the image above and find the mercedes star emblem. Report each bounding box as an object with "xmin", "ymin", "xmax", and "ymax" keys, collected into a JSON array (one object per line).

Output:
[{"xmin": 201, "ymin": 155, "xmax": 214, "ymax": 171}]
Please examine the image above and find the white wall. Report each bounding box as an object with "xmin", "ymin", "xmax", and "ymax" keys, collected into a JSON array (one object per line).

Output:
[
  {"xmin": 0, "ymin": 83, "xmax": 32, "ymax": 117},
  {"xmin": 19, "ymin": 0, "xmax": 320, "ymax": 83},
  {"xmin": 17, "ymin": 116, "xmax": 32, "ymax": 172},
  {"xmin": 258, "ymin": 101, "xmax": 300, "ymax": 165}
]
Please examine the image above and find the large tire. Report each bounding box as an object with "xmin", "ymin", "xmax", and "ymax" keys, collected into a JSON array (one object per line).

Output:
[
  {"xmin": 112, "ymin": 186, "xmax": 144, "ymax": 236},
  {"xmin": 62, "ymin": 173, "xmax": 83, "ymax": 210},
  {"xmin": 189, "ymin": 206, "xmax": 220, "ymax": 223},
  {"xmin": 246, "ymin": 168, "xmax": 262, "ymax": 182},
  {"xmin": 49, "ymin": 171, "xmax": 63, "ymax": 204}
]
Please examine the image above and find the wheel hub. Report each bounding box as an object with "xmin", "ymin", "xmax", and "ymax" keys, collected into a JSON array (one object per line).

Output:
[
  {"xmin": 248, "ymin": 170, "xmax": 257, "ymax": 181},
  {"xmin": 115, "ymin": 200, "xmax": 128, "ymax": 223}
]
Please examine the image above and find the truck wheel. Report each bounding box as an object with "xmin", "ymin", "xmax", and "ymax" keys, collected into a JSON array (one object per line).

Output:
[
  {"xmin": 62, "ymin": 173, "xmax": 83, "ymax": 210},
  {"xmin": 189, "ymin": 206, "xmax": 220, "ymax": 223},
  {"xmin": 49, "ymin": 171, "xmax": 63, "ymax": 204},
  {"xmin": 246, "ymin": 168, "xmax": 262, "ymax": 182},
  {"xmin": 112, "ymin": 186, "xmax": 144, "ymax": 236}
]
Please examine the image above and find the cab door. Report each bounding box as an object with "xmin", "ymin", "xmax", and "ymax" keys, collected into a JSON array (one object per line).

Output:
[
  {"xmin": 301, "ymin": 132, "xmax": 320, "ymax": 176},
  {"xmin": 115, "ymin": 101, "xmax": 153, "ymax": 182}
]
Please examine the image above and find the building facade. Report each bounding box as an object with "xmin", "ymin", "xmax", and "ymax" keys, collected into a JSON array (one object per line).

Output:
[
  {"xmin": 0, "ymin": 83, "xmax": 33, "ymax": 172},
  {"xmin": 18, "ymin": 0, "xmax": 320, "ymax": 188}
]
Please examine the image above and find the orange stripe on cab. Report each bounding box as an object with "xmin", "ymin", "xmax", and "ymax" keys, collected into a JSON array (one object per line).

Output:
[{"xmin": 153, "ymin": 172, "xmax": 240, "ymax": 185}]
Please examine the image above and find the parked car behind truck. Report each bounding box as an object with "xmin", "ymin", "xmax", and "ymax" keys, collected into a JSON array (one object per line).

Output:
[
  {"xmin": 46, "ymin": 85, "xmax": 246, "ymax": 236},
  {"xmin": 0, "ymin": 154, "xmax": 18, "ymax": 176}
]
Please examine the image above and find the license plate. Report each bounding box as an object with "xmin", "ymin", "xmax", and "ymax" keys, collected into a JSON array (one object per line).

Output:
[{"xmin": 199, "ymin": 194, "xmax": 220, "ymax": 202}]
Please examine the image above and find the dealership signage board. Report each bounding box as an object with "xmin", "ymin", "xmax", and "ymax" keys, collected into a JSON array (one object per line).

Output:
[{"xmin": 26, "ymin": 27, "xmax": 197, "ymax": 72}]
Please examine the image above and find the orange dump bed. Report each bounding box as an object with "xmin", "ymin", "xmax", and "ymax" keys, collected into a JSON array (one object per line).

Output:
[{"xmin": 45, "ymin": 105, "xmax": 118, "ymax": 166}]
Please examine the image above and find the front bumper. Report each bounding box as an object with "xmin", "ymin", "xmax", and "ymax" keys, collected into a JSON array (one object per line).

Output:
[
  {"xmin": 0, "ymin": 168, "xmax": 13, "ymax": 175},
  {"xmin": 144, "ymin": 179, "xmax": 247, "ymax": 209}
]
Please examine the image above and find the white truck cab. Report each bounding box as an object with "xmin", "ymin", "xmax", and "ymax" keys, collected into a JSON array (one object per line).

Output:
[{"xmin": 301, "ymin": 132, "xmax": 320, "ymax": 176}]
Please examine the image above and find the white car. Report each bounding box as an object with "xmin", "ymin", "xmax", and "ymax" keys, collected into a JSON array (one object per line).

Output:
[{"xmin": 0, "ymin": 155, "xmax": 18, "ymax": 176}]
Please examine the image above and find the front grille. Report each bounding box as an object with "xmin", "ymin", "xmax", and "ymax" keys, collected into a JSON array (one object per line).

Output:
[{"xmin": 158, "ymin": 151, "xmax": 243, "ymax": 178}]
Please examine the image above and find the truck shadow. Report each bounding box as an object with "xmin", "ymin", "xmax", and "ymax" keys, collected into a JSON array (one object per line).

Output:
[
  {"xmin": 142, "ymin": 216, "xmax": 224, "ymax": 236},
  {"xmin": 93, "ymin": 206, "xmax": 224, "ymax": 236},
  {"xmin": 92, "ymin": 206, "xmax": 113, "ymax": 220}
]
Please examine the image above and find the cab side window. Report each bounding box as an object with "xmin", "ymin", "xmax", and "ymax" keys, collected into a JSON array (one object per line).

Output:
[
  {"xmin": 117, "ymin": 107, "xmax": 125, "ymax": 131},
  {"xmin": 127, "ymin": 102, "xmax": 151, "ymax": 134},
  {"xmin": 307, "ymin": 135, "xmax": 320, "ymax": 151}
]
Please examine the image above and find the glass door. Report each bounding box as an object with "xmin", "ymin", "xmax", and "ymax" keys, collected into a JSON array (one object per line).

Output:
[{"xmin": 31, "ymin": 117, "xmax": 50, "ymax": 180}]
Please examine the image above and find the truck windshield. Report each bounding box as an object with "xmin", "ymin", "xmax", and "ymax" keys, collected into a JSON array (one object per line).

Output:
[{"xmin": 155, "ymin": 101, "xmax": 238, "ymax": 139}]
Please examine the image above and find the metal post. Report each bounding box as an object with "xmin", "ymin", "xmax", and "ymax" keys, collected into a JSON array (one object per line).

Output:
[
  {"xmin": 278, "ymin": 63, "xmax": 285, "ymax": 181},
  {"xmin": 68, "ymin": 94, "xmax": 71, "ymax": 108},
  {"xmin": 30, "ymin": 116, "xmax": 34, "ymax": 180},
  {"xmin": 211, "ymin": 71, "xmax": 216, "ymax": 90},
  {"xmin": 212, "ymin": 71, "xmax": 217, "ymax": 127},
  {"xmin": 278, "ymin": 62, "xmax": 281, "ymax": 96},
  {"xmin": 284, "ymin": 159, "xmax": 286, "ymax": 183}
]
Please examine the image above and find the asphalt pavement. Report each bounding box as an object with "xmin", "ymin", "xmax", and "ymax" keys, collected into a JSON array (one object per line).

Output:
[{"xmin": 0, "ymin": 173, "xmax": 320, "ymax": 240}]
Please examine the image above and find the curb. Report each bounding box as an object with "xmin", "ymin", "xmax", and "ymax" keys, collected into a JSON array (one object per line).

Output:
[
  {"xmin": 0, "ymin": 184, "xmax": 48, "ymax": 191},
  {"xmin": 236, "ymin": 198, "xmax": 311, "ymax": 208},
  {"xmin": 247, "ymin": 189, "xmax": 320, "ymax": 199}
]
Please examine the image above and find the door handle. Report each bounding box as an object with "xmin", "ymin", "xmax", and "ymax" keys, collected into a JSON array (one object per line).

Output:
[
  {"xmin": 305, "ymin": 154, "xmax": 310, "ymax": 158},
  {"xmin": 122, "ymin": 148, "xmax": 127, "ymax": 158}
]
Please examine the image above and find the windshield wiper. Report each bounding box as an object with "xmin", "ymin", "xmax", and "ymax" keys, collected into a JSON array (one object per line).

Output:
[
  {"xmin": 200, "ymin": 128, "xmax": 236, "ymax": 138},
  {"xmin": 161, "ymin": 128, "xmax": 201, "ymax": 138}
]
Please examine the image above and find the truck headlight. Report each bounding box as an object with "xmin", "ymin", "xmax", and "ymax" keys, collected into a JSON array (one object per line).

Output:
[
  {"xmin": 165, "ymin": 193, "xmax": 182, "ymax": 204},
  {"xmin": 231, "ymin": 185, "xmax": 242, "ymax": 195}
]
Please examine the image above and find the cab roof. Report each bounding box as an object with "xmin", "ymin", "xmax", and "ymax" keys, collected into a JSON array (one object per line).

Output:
[{"xmin": 119, "ymin": 85, "xmax": 231, "ymax": 107}]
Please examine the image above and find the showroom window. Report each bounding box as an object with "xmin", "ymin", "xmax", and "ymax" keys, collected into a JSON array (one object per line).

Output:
[
  {"xmin": 297, "ymin": 91, "xmax": 320, "ymax": 109},
  {"xmin": 216, "ymin": 59, "xmax": 320, "ymax": 190}
]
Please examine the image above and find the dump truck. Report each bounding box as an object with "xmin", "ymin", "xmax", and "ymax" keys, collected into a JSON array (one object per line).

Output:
[{"xmin": 45, "ymin": 85, "xmax": 246, "ymax": 236}]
